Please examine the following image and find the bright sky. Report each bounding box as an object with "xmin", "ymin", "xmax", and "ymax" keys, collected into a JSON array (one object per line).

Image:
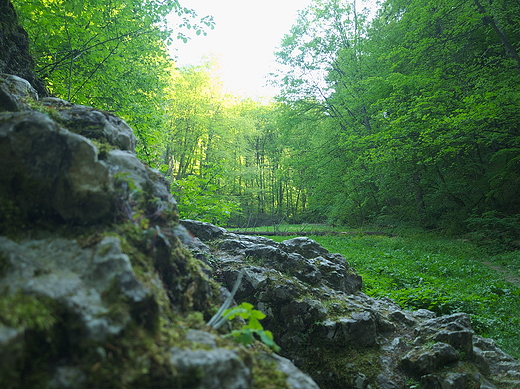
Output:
[{"xmin": 169, "ymin": 0, "xmax": 314, "ymax": 99}]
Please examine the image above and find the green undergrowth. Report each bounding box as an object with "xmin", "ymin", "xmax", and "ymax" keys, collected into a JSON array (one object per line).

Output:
[{"xmin": 303, "ymin": 229, "xmax": 520, "ymax": 359}]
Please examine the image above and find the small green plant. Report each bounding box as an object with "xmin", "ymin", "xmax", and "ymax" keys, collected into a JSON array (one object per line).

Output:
[
  {"xmin": 222, "ymin": 302, "xmax": 280, "ymax": 352},
  {"xmin": 405, "ymin": 377, "xmax": 421, "ymax": 388}
]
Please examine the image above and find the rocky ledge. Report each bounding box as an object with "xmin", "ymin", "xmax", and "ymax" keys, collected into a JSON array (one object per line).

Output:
[
  {"xmin": 0, "ymin": 74, "xmax": 519, "ymax": 389},
  {"xmin": 180, "ymin": 219, "xmax": 520, "ymax": 389}
]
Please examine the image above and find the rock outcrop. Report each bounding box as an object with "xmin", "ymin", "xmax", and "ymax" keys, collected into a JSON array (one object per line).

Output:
[
  {"xmin": 0, "ymin": 75, "xmax": 320, "ymax": 389},
  {"xmin": 0, "ymin": 0, "xmax": 47, "ymax": 96},
  {"xmin": 181, "ymin": 219, "xmax": 520, "ymax": 389}
]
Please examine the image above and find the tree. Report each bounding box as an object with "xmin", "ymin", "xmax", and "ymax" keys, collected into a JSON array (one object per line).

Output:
[
  {"xmin": 365, "ymin": 0, "xmax": 520, "ymax": 227},
  {"xmin": 272, "ymin": 0, "xmax": 520, "ymax": 229},
  {"xmin": 12, "ymin": 0, "xmax": 214, "ymax": 166}
]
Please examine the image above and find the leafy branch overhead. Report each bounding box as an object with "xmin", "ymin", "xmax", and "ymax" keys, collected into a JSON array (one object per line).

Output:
[{"xmin": 12, "ymin": 0, "xmax": 214, "ymax": 101}]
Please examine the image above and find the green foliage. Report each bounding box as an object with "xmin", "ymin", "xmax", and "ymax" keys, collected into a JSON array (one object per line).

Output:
[
  {"xmin": 15, "ymin": 0, "xmax": 520, "ymax": 241},
  {"xmin": 311, "ymin": 231, "xmax": 520, "ymax": 358},
  {"xmin": 268, "ymin": 0, "xmax": 520, "ymax": 233},
  {"xmin": 467, "ymin": 212, "xmax": 520, "ymax": 252},
  {"xmin": 172, "ymin": 172, "xmax": 241, "ymax": 225},
  {"xmin": 222, "ymin": 302, "xmax": 280, "ymax": 352},
  {"xmin": 13, "ymin": 0, "xmax": 214, "ymax": 174}
]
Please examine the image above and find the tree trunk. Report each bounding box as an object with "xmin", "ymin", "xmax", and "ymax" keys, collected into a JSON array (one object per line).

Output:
[
  {"xmin": 473, "ymin": 0, "xmax": 520, "ymax": 75},
  {"xmin": 0, "ymin": 0, "xmax": 48, "ymax": 95}
]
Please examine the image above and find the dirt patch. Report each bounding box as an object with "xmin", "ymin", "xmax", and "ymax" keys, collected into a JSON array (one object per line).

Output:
[{"xmin": 482, "ymin": 261, "xmax": 520, "ymax": 287}]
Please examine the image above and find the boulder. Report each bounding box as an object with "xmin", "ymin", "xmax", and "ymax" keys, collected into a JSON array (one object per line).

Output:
[
  {"xmin": 401, "ymin": 342, "xmax": 460, "ymax": 376},
  {"xmin": 169, "ymin": 348, "xmax": 252, "ymax": 389},
  {"xmin": 41, "ymin": 98, "xmax": 136, "ymax": 151},
  {"xmin": 0, "ymin": 74, "xmax": 38, "ymax": 112},
  {"xmin": 0, "ymin": 235, "xmax": 154, "ymax": 340},
  {"xmin": 0, "ymin": 111, "xmax": 115, "ymax": 224},
  {"xmin": 280, "ymin": 236, "xmax": 329, "ymax": 258},
  {"xmin": 182, "ymin": 219, "xmax": 227, "ymax": 241}
]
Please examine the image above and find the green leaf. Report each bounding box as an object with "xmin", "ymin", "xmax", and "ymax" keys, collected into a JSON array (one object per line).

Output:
[
  {"xmin": 251, "ymin": 309, "xmax": 266, "ymax": 320},
  {"xmin": 258, "ymin": 330, "xmax": 280, "ymax": 351},
  {"xmin": 246, "ymin": 317, "xmax": 263, "ymax": 330}
]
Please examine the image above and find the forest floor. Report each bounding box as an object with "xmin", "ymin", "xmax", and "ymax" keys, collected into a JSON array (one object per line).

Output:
[{"xmin": 481, "ymin": 261, "xmax": 520, "ymax": 286}]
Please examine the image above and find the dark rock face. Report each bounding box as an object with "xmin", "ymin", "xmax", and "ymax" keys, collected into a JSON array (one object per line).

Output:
[
  {"xmin": 182, "ymin": 220, "xmax": 520, "ymax": 389},
  {"xmin": 0, "ymin": 110, "xmax": 115, "ymax": 223},
  {"xmin": 0, "ymin": 0, "xmax": 47, "ymax": 96}
]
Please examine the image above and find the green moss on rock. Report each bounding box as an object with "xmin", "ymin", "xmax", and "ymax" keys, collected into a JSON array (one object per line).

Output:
[
  {"xmin": 0, "ymin": 292, "xmax": 58, "ymax": 331},
  {"xmin": 252, "ymin": 359, "xmax": 291, "ymax": 389}
]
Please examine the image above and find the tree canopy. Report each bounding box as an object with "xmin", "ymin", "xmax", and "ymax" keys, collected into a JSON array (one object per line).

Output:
[
  {"xmin": 14, "ymin": 0, "xmax": 520, "ymax": 240},
  {"xmin": 268, "ymin": 0, "xmax": 520, "ymax": 237}
]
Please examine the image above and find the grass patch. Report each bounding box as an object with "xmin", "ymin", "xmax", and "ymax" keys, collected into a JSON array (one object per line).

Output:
[
  {"xmin": 283, "ymin": 228, "xmax": 520, "ymax": 359},
  {"xmin": 228, "ymin": 223, "xmax": 351, "ymax": 234}
]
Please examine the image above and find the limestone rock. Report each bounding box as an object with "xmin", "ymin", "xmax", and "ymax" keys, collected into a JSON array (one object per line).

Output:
[
  {"xmin": 186, "ymin": 329, "xmax": 218, "ymax": 348},
  {"xmin": 401, "ymin": 342, "xmax": 460, "ymax": 376},
  {"xmin": 181, "ymin": 219, "xmax": 227, "ymax": 241},
  {"xmin": 0, "ymin": 111, "xmax": 115, "ymax": 223},
  {"xmin": 414, "ymin": 313, "xmax": 475, "ymax": 355},
  {"xmin": 0, "ymin": 86, "xmax": 175, "ymax": 227},
  {"xmin": 169, "ymin": 347, "xmax": 252, "ymax": 389},
  {"xmin": 184, "ymin": 219, "xmax": 362, "ymax": 296},
  {"xmin": 180, "ymin": 219, "xmax": 520, "ymax": 389},
  {"xmin": 280, "ymin": 236, "xmax": 329, "ymax": 258},
  {"xmin": 42, "ymin": 99, "xmax": 136, "ymax": 151},
  {"xmin": 261, "ymin": 353, "xmax": 321, "ymax": 389},
  {"xmin": 106, "ymin": 149, "xmax": 173, "ymax": 204},
  {"xmin": 0, "ymin": 235, "xmax": 153, "ymax": 340},
  {"xmin": 0, "ymin": 74, "xmax": 38, "ymax": 112},
  {"xmin": 0, "ymin": 73, "xmax": 321, "ymax": 389}
]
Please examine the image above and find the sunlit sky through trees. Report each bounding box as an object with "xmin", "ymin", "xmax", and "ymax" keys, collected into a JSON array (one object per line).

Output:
[
  {"xmin": 169, "ymin": 0, "xmax": 376, "ymax": 99},
  {"xmin": 169, "ymin": 0, "xmax": 312, "ymax": 99}
]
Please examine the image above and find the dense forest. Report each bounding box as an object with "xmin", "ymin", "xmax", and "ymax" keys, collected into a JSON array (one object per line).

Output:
[{"xmin": 13, "ymin": 0, "xmax": 520, "ymax": 241}]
